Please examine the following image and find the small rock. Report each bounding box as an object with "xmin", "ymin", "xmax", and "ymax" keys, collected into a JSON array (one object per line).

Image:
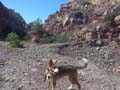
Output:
[{"xmin": 31, "ymin": 68, "xmax": 38, "ymax": 72}]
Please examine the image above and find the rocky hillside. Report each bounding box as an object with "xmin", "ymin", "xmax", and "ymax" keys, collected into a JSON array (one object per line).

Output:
[
  {"xmin": 43, "ymin": 0, "xmax": 120, "ymax": 43},
  {"xmin": 0, "ymin": 2, "xmax": 27, "ymax": 40}
]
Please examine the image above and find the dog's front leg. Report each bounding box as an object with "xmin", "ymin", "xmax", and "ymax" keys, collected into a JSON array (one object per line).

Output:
[
  {"xmin": 48, "ymin": 80, "xmax": 52, "ymax": 90},
  {"xmin": 51, "ymin": 81, "xmax": 56, "ymax": 90}
]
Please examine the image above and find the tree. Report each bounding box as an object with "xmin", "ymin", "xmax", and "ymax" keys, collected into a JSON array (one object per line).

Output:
[{"xmin": 29, "ymin": 18, "xmax": 43, "ymax": 33}]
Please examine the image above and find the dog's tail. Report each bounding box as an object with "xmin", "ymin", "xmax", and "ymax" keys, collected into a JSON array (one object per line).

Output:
[{"xmin": 76, "ymin": 58, "xmax": 88, "ymax": 70}]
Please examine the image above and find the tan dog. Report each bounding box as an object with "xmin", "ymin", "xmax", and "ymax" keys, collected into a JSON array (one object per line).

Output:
[{"xmin": 44, "ymin": 58, "xmax": 88, "ymax": 90}]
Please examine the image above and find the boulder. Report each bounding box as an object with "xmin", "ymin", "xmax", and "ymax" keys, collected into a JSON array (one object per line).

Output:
[
  {"xmin": 114, "ymin": 15, "xmax": 120, "ymax": 25},
  {"xmin": 31, "ymin": 35, "xmax": 40, "ymax": 43}
]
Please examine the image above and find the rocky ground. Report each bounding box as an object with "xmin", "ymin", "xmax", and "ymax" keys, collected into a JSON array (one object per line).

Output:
[{"xmin": 0, "ymin": 42, "xmax": 120, "ymax": 90}]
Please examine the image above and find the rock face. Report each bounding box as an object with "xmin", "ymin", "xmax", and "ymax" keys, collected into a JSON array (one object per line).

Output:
[
  {"xmin": 92, "ymin": 0, "xmax": 120, "ymax": 5},
  {"xmin": 43, "ymin": 0, "xmax": 120, "ymax": 42},
  {"xmin": 0, "ymin": 2, "xmax": 27, "ymax": 40}
]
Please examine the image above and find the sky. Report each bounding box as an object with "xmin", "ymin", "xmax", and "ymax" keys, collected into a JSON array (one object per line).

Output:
[{"xmin": 0, "ymin": 0, "xmax": 67, "ymax": 23}]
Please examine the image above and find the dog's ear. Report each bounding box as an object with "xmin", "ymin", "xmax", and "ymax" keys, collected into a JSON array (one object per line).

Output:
[
  {"xmin": 48, "ymin": 59, "xmax": 54, "ymax": 67},
  {"xmin": 52, "ymin": 59, "xmax": 57, "ymax": 65}
]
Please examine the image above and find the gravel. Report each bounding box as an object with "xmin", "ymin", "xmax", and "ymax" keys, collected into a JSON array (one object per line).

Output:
[{"xmin": 0, "ymin": 43, "xmax": 120, "ymax": 90}]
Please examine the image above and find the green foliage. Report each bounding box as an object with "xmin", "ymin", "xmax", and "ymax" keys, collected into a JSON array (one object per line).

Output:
[
  {"xmin": 85, "ymin": 0, "xmax": 92, "ymax": 5},
  {"xmin": 42, "ymin": 34, "xmax": 72, "ymax": 44},
  {"xmin": 28, "ymin": 18, "xmax": 72, "ymax": 44},
  {"xmin": 54, "ymin": 35, "xmax": 71, "ymax": 43},
  {"xmin": 7, "ymin": 32, "xmax": 21, "ymax": 48},
  {"xmin": 42, "ymin": 36, "xmax": 54, "ymax": 43},
  {"xmin": 29, "ymin": 18, "xmax": 43, "ymax": 33},
  {"xmin": 23, "ymin": 35, "xmax": 32, "ymax": 41},
  {"xmin": 29, "ymin": 18, "xmax": 50, "ymax": 37}
]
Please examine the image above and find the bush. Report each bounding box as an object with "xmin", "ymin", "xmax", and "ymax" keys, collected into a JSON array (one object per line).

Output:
[
  {"xmin": 23, "ymin": 35, "xmax": 32, "ymax": 41},
  {"xmin": 7, "ymin": 32, "xmax": 21, "ymax": 48},
  {"xmin": 29, "ymin": 18, "xmax": 72, "ymax": 44},
  {"xmin": 54, "ymin": 35, "xmax": 71, "ymax": 43},
  {"xmin": 29, "ymin": 18, "xmax": 52, "ymax": 36},
  {"xmin": 42, "ymin": 36, "xmax": 55, "ymax": 43},
  {"xmin": 29, "ymin": 18, "xmax": 43, "ymax": 34},
  {"xmin": 42, "ymin": 34, "xmax": 72, "ymax": 44}
]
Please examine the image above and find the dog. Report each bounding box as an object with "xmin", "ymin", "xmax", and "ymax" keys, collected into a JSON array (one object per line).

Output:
[{"xmin": 44, "ymin": 58, "xmax": 88, "ymax": 90}]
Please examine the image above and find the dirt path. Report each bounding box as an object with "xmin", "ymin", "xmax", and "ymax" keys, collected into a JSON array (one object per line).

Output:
[{"xmin": 0, "ymin": 43, "xmax": 120, "ymax": 90}]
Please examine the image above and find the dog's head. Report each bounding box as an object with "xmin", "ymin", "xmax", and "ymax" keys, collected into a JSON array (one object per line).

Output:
[{"xmin": 44, "ymin": 59, "xmax": 59, "ymax": 82}]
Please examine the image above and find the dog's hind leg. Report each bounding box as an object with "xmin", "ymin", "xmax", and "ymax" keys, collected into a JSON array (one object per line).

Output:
[
  {"xmin": 74, "ymin": 79, "xmax": 81, "ymax": 90},
  {"xmin": 68, "ymin": 73, "xmax": 75, "ymax": 90},
  {"xmin": 73, "ymin": 74, "xmax": 81, "ymax": 90},
  {"xmin": 68, "ymin": 72, "xmax": 81, "ymax": 90}
]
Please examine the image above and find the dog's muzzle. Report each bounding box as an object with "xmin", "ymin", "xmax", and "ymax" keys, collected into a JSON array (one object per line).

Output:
[
  {"xmin": 47, "ymin": 73, "xmax": 52, "ymax": 80},
  {"xmin": 44, "ymin": 67, "xmax": 59, "ymax": 81}
]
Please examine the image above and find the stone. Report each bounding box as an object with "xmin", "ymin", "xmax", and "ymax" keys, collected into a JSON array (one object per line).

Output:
[
  {"xmin": 31, "ymin": 35, "xmax": 40, "ymax": 43},
  {"xmin": 114, "ymin": 15, "xmax": 120, "ymax": 25}
]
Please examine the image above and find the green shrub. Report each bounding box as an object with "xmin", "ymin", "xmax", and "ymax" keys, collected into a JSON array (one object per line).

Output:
[
  {"xmin": 29, "ymin": 18, "xmax": 43, "ymax": 34},
  {"xmin": 23, "ymin": 35, "xmax": 32, "ymax": 41},
  {"xmin": 85, "ymin": 0, "xmax": 92, "ymax": 5},
  {"xmin": 54, "ymin": 35, "xmax": 71, "ymax": 43},
  {"xmin": 42, "ymin": 37, "xmax": 53, "ymax": 43},
  {"xmin": 42, "ymin": 34, "xmax": 72, "ymax": 44},
  {"xmin": 7, "ymin": 32, "xmax": 21, "ymax": 48},
  {"xmin": 29, "ymin": 18, "xmax": 72, "ymax": 44},
  {"xmin": 29, "ymin": 18, "xmax": 51, "ymax": 40}
]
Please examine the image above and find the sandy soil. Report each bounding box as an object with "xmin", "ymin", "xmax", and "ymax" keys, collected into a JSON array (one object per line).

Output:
[{"xmin": 0, "ymin": 43, "xmax": 120, "ymax": 90}]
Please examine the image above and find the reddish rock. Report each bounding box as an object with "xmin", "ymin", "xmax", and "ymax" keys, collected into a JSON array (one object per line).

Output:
[
  {"xmin": 114, "ymin": 15, "xmax": 120, "ymax": 25},
  {"xmin": 31, "ymin": 35, "xmax": 40, "ymax": 43},
  {"xmin": 0, "ymin": 2, "xmax": 27, "ymax": 40},
  {"xmin": 43, "ymin": 0, "xmax": 120, "ymax": 44}
]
